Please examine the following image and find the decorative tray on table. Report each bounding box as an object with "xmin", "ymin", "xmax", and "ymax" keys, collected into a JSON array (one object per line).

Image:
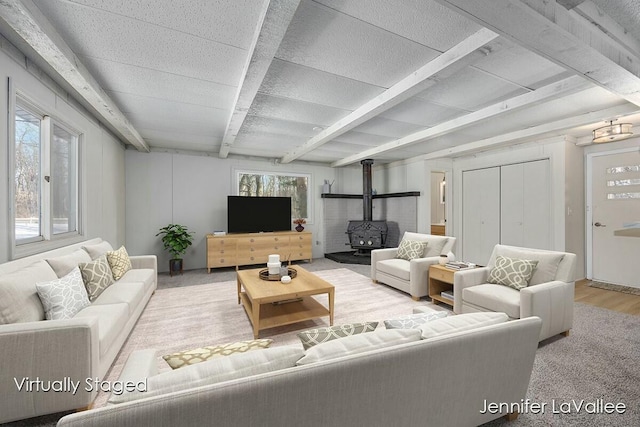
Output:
[{"xmin": 258, "ymin": 267, "xmax": 297, "ymax": 281}]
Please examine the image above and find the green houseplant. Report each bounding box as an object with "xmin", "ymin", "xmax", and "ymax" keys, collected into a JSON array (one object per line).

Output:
[{"xmin": 156, "ymin": 223, "xmax": 195, "ymax": 276}]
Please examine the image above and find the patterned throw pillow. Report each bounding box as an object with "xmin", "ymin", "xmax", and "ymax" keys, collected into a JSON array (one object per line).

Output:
[
  {"xmin": 383, "ymin": 310, "xmax": 448, "ymax": 329},
  {"xmin": 36, "ymin": 267, "xmax": 91, "ymax": 320},
  {"xmin": 106, "ymin": 246, "xmax": 133, "ymax": 281},
  {"xmin": 396, "ymin": 239, "xmax": 428, "ymax": 261},
  {"xmin": 78, "ymin": 255, "xmax": 115, "ymax": 301},
  {"xmin": 487, "ymin": 255, "xmax": 539, "ymax": 290},
  {"xmin": 163, "ymin": 339, "xmax": 273, "ymax": 369},
  {"xmin": 297, "ymin": 322, "xmax": 378, "ymax": 350}
]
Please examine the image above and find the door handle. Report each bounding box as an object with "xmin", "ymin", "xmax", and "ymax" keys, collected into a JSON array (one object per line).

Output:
[{"xmin": 594, "ymin": 222, "xmax": 606, "ymax": 227}]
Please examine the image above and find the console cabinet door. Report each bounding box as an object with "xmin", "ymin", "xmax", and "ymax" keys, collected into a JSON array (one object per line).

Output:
[
  {"xmin": 290, "ymin": 233, "xmax": 312, "ymax": 261},
  {"xmin": 207, "ymin": 237, "xmax": 237, "ymax": 268}
]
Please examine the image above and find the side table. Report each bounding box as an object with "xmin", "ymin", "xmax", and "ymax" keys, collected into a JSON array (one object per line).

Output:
[{"xmin": 428, "ymin": 264, "xmax": 455, "ymax": 307}]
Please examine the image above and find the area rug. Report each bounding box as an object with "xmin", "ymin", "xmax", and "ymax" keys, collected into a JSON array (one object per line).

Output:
[
  {"xmin": 80, "ymin": 269, "xmax": 640, "ymax": 426},
  {"xmin": 92, "ymin": 268, "xmax": 440, "ymax": 407},
  {"xmin": 588, "ymin": 281, "xmax": 640, "ymax": 296}
]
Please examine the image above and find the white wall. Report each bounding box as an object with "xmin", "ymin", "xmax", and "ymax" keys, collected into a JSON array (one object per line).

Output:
[
  {"xmin": 0, "ymin": 36, "xmax": 126, "ymax": 263},
  {"xmin": 125, "ymin": 151, "xmax": 340, "ymax": 271}
]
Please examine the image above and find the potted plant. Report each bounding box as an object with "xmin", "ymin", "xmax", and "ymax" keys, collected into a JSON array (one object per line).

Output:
[{"xmin": 156, "ymin": 223, "xmax": 195, "ymax": 276}]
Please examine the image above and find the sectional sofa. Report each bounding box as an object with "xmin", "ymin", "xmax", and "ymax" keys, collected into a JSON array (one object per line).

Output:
[
  {"xmin": 0, "ymin": 238, "xmax": 157, "ymax": 424},
  {"xmin": 57, "ymin": 313, "xmax": 542, "ymax": 427}
]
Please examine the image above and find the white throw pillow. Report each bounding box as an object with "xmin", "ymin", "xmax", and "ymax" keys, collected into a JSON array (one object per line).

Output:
[
  {"xmin": 36, "ymin": 267, "xmax": 91, "ymax": 320},
  {"xmin": 419, "ymin": 312, "xmax": 509, "ymax": 340},
  {"xmin": 296, "ymin": 329, "xmax": 421, "ymax": 365},
  {"xmin": 109, "ymin": 345, "xmax": 304, "ymax": 404}
]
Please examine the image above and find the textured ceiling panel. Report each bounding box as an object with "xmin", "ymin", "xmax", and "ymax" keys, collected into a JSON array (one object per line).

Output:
[
  {"xmin": 126, "ymin": 112, "xmax": 222, "ymax": 138},
  {"xmin": 59, "ymin": 0, "xmax": 265, "ymax": 49},
  {"xmin": 247, "ymin": 93, "xmax": 351, "ymax": 126},
  {"xmin": 331, "ymin": 131, "xmax": 396, "ymax": 147},
  {"xmin": 259, "ymin": 59, "xmax": 386, "ymax": 109},
  {"xmin": 415, "ymin": 67, "xmax": 529, "ymax": 110},
  {"xmin": 79, "ymin": 56, "xmax": 236, "ymax": 108},
  {"xmin": 33, "ymin": 0, "xmax": 246, "ymax": 85},
  {"xmin": 378, "ymin": 97, "xmax": 467, "ymax": 127},
  {"xmin": 592, "ymin": 0, "xmax": 640, "ymax": 42},
  {"xmin": 349, "ymin": 117, "xmax": 425, "ymax": 138},
  {"xmin": 275, "ymin": 0, "xmax": 440, "ymax": 87},
  {"xmin": 315, "ymin": 0, "xmax": 482, "ymax": 51},
  {"xmin": 242, "ymin": 115, "xmax": 318, "ymax": 138}
]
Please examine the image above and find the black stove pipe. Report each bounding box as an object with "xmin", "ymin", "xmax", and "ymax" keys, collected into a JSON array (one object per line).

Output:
[{"xmin": 361, "ymin": 159, "xmax": 374, "ymax": 222}]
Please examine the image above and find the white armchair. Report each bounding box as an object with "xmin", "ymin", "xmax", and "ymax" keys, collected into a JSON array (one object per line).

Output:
[
  {"xmin": 453, "ymin": 244, "xmax": 576, "ymax": 341},
  {"xmin": 371, "ymin": 232, "xmax": 456, "ymax": 301}
]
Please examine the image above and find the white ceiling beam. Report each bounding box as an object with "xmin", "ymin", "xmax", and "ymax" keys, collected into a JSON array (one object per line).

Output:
[
  {"xmin": 279, "ymin": 27, "xmax": 499, "ymax": 164},
  {"xmin": 435, "ymin": 0, "xmax": 640, "ymax": 107},
  {"xmin": 331, "ymin": 74, "xmax": 591, "ymax": 167},
  {"xmin": 0, "ymin": 0, "xmax": 149, "ymax": 151},
  {"xmin": 219, "ymin": 0, "xmax": 301, "ymax": 158},
  {"xmin": 408, "ymin": 104, "xmax": 639, "ymax": 161}
]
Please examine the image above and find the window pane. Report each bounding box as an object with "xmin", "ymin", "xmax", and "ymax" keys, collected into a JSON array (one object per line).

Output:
[
  {"xmin": 238, "ymin": 172, "xmax": 309, "ymax": 218},
  {"xmin": 51, "ymin": 124, "xmax": 78, "ymax": 235},
  {"xmin": 14, "ymin": 106, "xmax": 42, "ymax": 241}
]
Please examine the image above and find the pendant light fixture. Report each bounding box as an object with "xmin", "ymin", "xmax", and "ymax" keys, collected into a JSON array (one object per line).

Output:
[{"xmin": 592, "ymin": 120, "xmax": 633, "ymax": 143}]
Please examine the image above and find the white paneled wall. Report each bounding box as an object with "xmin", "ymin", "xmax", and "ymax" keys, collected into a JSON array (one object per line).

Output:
[{"xmin": 0, "ymin": 39, "xmax": 126, "ymax": 263}]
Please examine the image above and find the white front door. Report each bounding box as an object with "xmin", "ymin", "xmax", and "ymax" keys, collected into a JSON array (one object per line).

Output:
[{"xmin": 589, "ymin": 149, "xmax": 640, "ymax": 287}]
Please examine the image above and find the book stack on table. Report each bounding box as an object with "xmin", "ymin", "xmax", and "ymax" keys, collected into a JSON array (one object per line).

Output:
[{"xmin": 445, "ymin": 261, "xmax": 474, "ymax": 270}]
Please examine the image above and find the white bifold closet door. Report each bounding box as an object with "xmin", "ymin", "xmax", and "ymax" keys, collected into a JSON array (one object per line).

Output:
[
  {"xmin": 500, "ymin": 159, "xmax": 551, "ymax": 250},
  {"xmin": 462, "ymin": 167, "xmax": 501, "ymax": 265}
]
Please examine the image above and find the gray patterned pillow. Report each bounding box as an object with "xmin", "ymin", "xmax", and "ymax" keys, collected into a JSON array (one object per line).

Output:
[
  {"xmin": 297, "ymin": 322, "xmax": 378, "ymax": 350},
  {"xmin": 78, "ymin": 255, "xmax": 115, "ymax": 301},
  {"xmin": 487, "ymin": 255, "xmax": 539, "ymax": 290},
  {"xmin": 396, "ymin": 239, "xmax": 428, "ymax": 261},
  {"xmin": 36, "ymin": 267, "xmax": 91, "ymax": 320},
  {"xmin": 384, "ymin": 310, "xmax": 448, "ymax": 329}
]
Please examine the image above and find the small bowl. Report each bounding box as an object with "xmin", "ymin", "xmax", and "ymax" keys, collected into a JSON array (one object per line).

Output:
[{"xmin": 281, "ymin": 275, "xmax": 292, "ymax": 284}]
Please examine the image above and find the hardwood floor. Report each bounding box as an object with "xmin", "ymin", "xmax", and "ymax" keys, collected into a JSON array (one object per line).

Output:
[{"xmin": 574, "ymin": 279, "xmax": 640, "ymax": 315}]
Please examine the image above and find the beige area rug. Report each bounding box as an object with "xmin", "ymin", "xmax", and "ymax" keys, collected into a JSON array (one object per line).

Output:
[
  {"xmin": 588, "ymin": 281, "xmax": 640, "ymax": 296},
  {"xmin": 93, "ymin": 268, "xmax": 448, "ymax": 407}
]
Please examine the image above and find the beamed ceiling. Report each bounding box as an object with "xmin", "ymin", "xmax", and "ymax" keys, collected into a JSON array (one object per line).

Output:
[{"xmin": 1, "ymin": 0, "xmax": 639, "ymax": 166}]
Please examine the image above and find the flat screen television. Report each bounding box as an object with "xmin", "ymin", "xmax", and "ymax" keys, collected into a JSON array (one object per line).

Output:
[{"xmin": 227, "ymin": 196, "xmax": 292, "ymax": 234}]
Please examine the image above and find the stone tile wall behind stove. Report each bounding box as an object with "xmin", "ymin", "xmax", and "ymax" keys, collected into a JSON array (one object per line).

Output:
[{"xmin": 323, "ymin": 197, "xmax": 418, "ymax": 254}]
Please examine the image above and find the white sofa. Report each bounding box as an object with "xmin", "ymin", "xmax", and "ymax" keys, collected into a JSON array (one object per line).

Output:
[
  {"xmin": 453, "ymin": 244, "xmax": 576, "ymax": 341},
  {"xmin": 0, "ymin": 238, "xmax": 157, "ymax": 424},
  {"xmin": 371, "ymin": 232, "xmax": 457, "ymax": 300},
  {"xmin": 57, "ymin": 314, "xmax": 542, "ymax": 427}
]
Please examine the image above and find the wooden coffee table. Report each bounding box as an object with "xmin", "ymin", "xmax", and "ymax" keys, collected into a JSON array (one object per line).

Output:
[{"xmin": 237, "ymin": 266, "xmax": 335, "ymax": 338}]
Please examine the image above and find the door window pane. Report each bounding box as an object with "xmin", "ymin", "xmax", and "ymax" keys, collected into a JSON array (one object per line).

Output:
[
  {"xmin": 51, "ymin": 124, "xmax": 78, "ymax": 234},
  {"xmin": 14, "ymin": 106, "xmax": 42, "ymax": 241}
]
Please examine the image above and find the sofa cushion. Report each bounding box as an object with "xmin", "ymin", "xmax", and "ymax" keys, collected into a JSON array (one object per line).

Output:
[
  {"xmin": 297, "ymin": 321, "xmax": 378, "ymax": 350},
  {"xmin": 162, "ymin": 339, "xmax": 274, "ymax": 369},
  {"xmin": 384, "ymin": 310, "xmax": 448, "ymax": 329},
  {"xmin": 419, "ymin": 312, "xmax": 509, "ymax": 339},
  {"xmin": 74, "ymin": 303, "xmax": 129, "ymax": 356},
  {"xmin": 487, "ymin": 256, "xmax": 538, "ymax": 290},
  {"xmin": 82, "ymin": 240, "xmax": 114, "ymax": 260},
  {"xmin": 376, "ymin": 258, "xmax": 410, "ymax": 281},
  {"xmin": 35, "ymin": 267, "xmax": 91, "ymax": 320},
  {"xmin": 296, "ymin": 329, "xmax": 421, "ymax": 365},
  {"xmin": 92, "ymin": 282, "xmax": 146, "ymax": 316},
  {"xmin": 494, "ymin": 246, "xmax": 565, "ymax": 286},
  {"xmin": 46, "ymin": 249, "xmax": 92, "ymax": 278},
  {"xmin": 117, "ymin": 268, "xmax": 155, "ymax": 292},
  {"xmin": 403, "ymin": 232, "xmax": 449, "ymax": 258},
  {"xmin": 109, "ymin": 346, "xmax": 304, "ymax": 404},
  {"xmin": 78, "ymin": 255, "xmax": 115, "ymax": 301},
  {"xmin": 106, "ymin": 246, "xmax": 133, "ymax": 281},
  {"xmin": 462, "ymin": 284, "xmax": 521, "ymax": 319},
  {"xmin": 396, "ymin": 239, "xmax": 427, "ymax": 260},
  {"xmin": 0, "ymin": 260, "xmax": 55, "ymax": 324}
]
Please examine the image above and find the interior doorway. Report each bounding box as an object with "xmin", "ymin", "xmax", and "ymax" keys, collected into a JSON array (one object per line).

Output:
[
  {"xmin": 431, "ymin": 172, "xmax": 446, "ymax": 235},
  {"xmin": 586, "ymin": 148, "xmax": 640, "ymax": 287}
]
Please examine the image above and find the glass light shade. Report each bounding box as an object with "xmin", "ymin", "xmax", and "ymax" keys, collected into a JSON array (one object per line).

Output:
[{"xmin": 592, "ymin": 122, "xmax": 633, "ymax": 143}]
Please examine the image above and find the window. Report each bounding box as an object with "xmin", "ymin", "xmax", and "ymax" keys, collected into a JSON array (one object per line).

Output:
[
  {"xmin": 13, "ymin": 98, "xmax": 80, "ymax": 247},
  {"xmin": 236, "ymin": 171, "xmax": 310, "ymax": 220}
]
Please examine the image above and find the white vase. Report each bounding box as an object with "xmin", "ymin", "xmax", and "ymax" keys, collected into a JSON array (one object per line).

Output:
[
  {"xmin": 447, "ymin": 251, "xmax": 455, "ymax": 262},
  {"xmin": 438, "ymin": 255, "xmax": 448, "ymax": 265}
]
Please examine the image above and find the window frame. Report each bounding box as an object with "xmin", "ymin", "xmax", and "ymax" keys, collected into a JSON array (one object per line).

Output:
[
  {"xmin": 9, "ymin": 86, "xmax": 84, "ymax": 259},
  {"xmin": 234, "ymin": 169, "xmax": 313, "ymax": 223}
]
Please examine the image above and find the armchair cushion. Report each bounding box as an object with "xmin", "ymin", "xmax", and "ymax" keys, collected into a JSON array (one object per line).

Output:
[
  {"xmin": 396, "ymin": 239, "xmax": 427, "ymax": 260},
  {"xmin": 402, "ymin": 232, "xmax": 449, "ymax": 257},
  {"xmin": 462, "ymin": 284, "xmax": 521, "ymax": 319},
  {"xmin": 487, "ymin": 256, "xmax": 538, "ymax": 290},
  {"xmin": 376, "ymin": 258, "xmax": 411, "ymax": 281},
  {"xmin": 493, "ymin": 246, "xmax": 565, "ymax": 286}
]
